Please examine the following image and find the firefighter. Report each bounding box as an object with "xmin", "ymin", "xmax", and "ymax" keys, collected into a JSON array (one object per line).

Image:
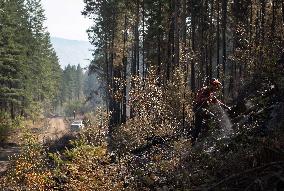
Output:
[
  {"xmin": 73, "ymin": 110, "xmax": 76, "ymax": 119},
  {"xmin": 191, "ymin": 78, "xmax": 224, "ymax": 143}
]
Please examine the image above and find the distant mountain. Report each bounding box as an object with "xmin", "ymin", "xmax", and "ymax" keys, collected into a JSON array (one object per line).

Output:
[{"xmin": 50, "ymin": 37, "xmax": 93, "ymax": 69}]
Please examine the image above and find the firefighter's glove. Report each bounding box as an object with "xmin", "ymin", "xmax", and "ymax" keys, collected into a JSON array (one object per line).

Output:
[{"xmin": 209, "ymin": 96, "xmax": 217, "ymax": 104}]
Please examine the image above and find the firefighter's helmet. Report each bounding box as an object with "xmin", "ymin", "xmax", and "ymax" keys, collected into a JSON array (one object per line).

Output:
[{"xmin": 210, "ymin": 78, "xmax": 222, "ymax": 89}]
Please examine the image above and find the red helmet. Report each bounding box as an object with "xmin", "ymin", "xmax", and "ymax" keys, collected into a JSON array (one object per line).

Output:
[{"xmin": 210, "ymin": 78, "xmax": 222, "ymax": 89}]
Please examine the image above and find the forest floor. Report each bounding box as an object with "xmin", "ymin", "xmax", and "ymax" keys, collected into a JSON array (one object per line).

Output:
[{"xmin": 0, "ymin": 117, "xmax": 69, "ymax": 174}]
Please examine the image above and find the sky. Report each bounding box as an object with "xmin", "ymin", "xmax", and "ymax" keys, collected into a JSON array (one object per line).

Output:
[{"xmin": 41, "ymin": 0, "xmax": 92, "ymax": 41}]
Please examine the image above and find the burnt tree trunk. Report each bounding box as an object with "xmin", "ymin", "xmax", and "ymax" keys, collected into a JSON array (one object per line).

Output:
[
  {"xmin": 217, "ymin": 0, "xmax": 220, "ymax": 79},
  {"xmin": 190, "ymin": 0, "xmax": 196, "ymax": 92},
  {"xmin": 122, "ymin": 15, "xmax": 128, "ymax": 123},
  {"xmin": 221, "ymin": 0, "xmax": 227, "ymax": 96}
]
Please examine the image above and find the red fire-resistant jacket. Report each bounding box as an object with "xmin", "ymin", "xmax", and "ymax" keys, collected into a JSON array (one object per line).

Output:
[{"xmin": 195, "ymin": 86, "xmax": 217, "ymax": 108}]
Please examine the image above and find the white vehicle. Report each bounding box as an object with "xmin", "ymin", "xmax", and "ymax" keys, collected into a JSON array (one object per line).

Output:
[{"xmin": 70, "ymin": 120, "xmax": 84, "ymax": 131}]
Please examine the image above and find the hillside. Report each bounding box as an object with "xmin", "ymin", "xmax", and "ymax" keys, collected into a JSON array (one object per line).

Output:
[{"xmin": 51, "ymin": 37, "xmax": 93, "ymax": 69}]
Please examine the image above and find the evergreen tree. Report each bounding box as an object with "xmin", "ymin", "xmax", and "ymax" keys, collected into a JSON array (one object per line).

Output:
[
  {"xmin": 0, "ymin": 0, "xmax": 61, "ymax": 118},
  {"xmin": 83, "ymin": 0, "xmax": 284, "ymax": 127},
  {"xmin": 0, "ymin": 0, "xmax": 30, "ymax": 118}
]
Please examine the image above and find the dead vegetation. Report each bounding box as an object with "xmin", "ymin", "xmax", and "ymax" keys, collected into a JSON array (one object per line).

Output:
[{"xmin": 0, "ymin": 73, "xmax": 283, "ymax": 191}]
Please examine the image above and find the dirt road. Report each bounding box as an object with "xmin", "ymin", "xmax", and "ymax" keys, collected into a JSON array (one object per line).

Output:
[
  {"xmin": 38, "ymin": 117, "xmax": 68, "ymax": 143},
  {"xmin": 0, "ymin": 143, "xmax": 19, "ymax": 174},
  {"xmin": 0, "ymin": 117, "xmax": 69, "ymax": 174}
]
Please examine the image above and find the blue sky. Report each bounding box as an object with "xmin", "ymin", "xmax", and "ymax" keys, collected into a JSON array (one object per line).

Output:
[{"xmin": 42, "ymin": 0, "xmax": 92, "ymax": 41}]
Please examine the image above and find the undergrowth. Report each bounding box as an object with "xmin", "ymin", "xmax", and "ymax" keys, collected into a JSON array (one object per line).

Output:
[{"xmin": 0, "ymin": 68, "xmax": 283, "ymax": 190}]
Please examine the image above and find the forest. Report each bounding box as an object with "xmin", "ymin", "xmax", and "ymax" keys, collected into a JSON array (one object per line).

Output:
[
  {"xmin": 58, "ymin": 64, "xmax": 101, "ymax": 117},
  {"xmin": 0, "ymin": 0, "xmax": 284, "ymax": 190},
  {"xmin": 0, "ymin": 0, "xmax": 61, "ymax": 120},
  {"xmin": 0, "ymin": 0, "xmax": 99, "ymax": 120}
]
